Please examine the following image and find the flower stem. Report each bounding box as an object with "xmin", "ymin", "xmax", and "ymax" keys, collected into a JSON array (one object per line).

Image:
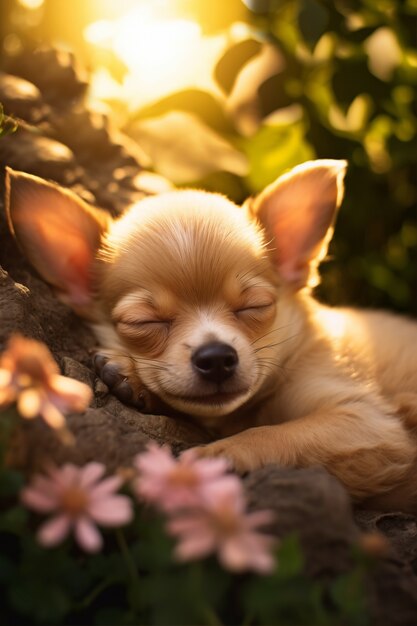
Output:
[
  {"xmin": 202, "ymin": 605, "xmax": 224, "ymax": 626},
  {"xmin": 74, "ymin": 577, "xmax": 118, "ymax": 610},
  {"xmin": 116, "ymin": 528, "xmax": 140, "ymax": 589},
  {"xmin": 193, "ymin": 562, "xmax": 224, "ymax": 626},
  {"xmin": 0, "ymin": 408, "xmax": 19, "ymax": 466}
]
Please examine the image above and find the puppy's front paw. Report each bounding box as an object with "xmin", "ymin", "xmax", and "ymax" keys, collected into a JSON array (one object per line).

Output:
[
  {"xmin": 93, "ymin": 350, "xmax": 152, "ymax": 412},
  {"xmin": 192, "ymin": 431, "xmax": 266, "ymax": 474}
]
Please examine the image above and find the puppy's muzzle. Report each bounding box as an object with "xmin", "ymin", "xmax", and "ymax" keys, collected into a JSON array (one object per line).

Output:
[{"xmin": 192, "ymin": 342, "xmax": 238, "ymax": 384}]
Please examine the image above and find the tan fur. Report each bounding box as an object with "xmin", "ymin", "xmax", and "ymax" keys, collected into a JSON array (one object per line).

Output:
[{"xmin": 5, "ymin": 162, "xmax": 417, "ymax": 511}]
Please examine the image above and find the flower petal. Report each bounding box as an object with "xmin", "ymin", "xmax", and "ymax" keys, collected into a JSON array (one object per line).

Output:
[
  {"xmin": 49, "ymin": 375, "xmax": 92, "ymax": 412},
  {"xmin": 134, "ymin": 443, "xmax": 176, "ymax": 475},
  {"xmin": 201, "ymin": 476, "xmax": 245, "ymax": 511},
  {"xmin": 0, "ymin": 368, "xmax": 12, "ymax": 387},
  {"xmin": 0, "ymin": 387, "xmax": 15, "ymax": 407},
  {"xmin": 75, "ymin": 517, "xmax": 103, "ymax": 553},
  {"xmin": 40, "ymin": 401, "xmax": 66, "ymax": 429},
  {"xmin": 219, "ymin": 536, "xmax": 252, "ymax": 572},
  {"xmin": 245, "ymin": 509, "xmax": 275, "ymax": 529},
  {"xmin": 167, "ymin": 513, "xmax": 209, "ymax": 537},
  {"xmin": 220, "ymin": 533, "xmax": 275, "ymax": 574},
  {"xmin": 48, "ymin": 463, "xmax": 80, "ymax": 488},
  {"xmin": 37, "ymin": 514, "xmax": 71, "ymax": 547},
  {"xmin": 17, "ymin": 388, "xmax": 42, "ymax": 419},
  {"xmin": 134, "ymin": 478, "xmax": 169, "ymax": 509},
  {"xmin": 27, "ymin": 474, "xmax": 63, "ymax": 503},
  {"xmin": 174, "ymin": 532, "xmax": 217, "ymax": 561},
  {"xmin": 89, "ymin": 475, "xmax": 122, "ymax": 498},
  {"xmin": 21, "ymin": 486, "xmax": 58, "ymax": 512},
  {"xmin": 246, "ymin": 546, "xmax": 276, "ymax": 574},
  {"xmin": 88, "ymin": 495, "xmax": 133, "ymax": 526},
  {"xmin": 79, "ymin": 462, "xmax": 106, "ymax": 488},
  {"xmin": 181, "ymin": 452, "xmax": 231, "ymax": 479}
]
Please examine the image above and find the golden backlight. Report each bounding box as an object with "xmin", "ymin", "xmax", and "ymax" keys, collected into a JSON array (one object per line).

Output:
[
  {"xmin": 83, "ymin": 1, "xmax": 225, "ymax": 109},
  {"xmin": 17, "ymin": 0, "xmax": 44, "ymax": 9}
]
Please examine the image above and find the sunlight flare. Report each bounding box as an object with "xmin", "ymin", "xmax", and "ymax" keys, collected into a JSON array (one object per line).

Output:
[
  {"xmin": 17, "ymin": 0, "xmax": 44, "ymax": 9},
  {"xmin": 84, "ymin": 4, "xmax": 224, "ymax": 108}
]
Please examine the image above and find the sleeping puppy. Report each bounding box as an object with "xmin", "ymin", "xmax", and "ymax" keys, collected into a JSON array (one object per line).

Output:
[{"xmin": 5, "ymin": 161, "xmax": 417, "ymax": 511}]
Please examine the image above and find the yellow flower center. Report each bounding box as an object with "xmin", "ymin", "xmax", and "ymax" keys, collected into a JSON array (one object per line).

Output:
[{"xmin": 60, "ymin": 486, "xmax": 89, "ymax": 516}]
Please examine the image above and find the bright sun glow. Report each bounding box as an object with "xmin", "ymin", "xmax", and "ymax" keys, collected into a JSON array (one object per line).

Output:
[
  {"xmin": 84, "ymin": 4, "xmax": 225, "ymax": 109},
  {"xmin": 18, "ymin": 0, "xmax": 44, "ymax": 9},
  {"xmin": 317, "ymin": 308, "xmax": 347, "ymax": 340}
]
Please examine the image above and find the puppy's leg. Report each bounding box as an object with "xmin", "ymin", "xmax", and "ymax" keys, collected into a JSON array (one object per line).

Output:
[
  {"xmin": 193, "ymin": 401, "xmax": 416, "ymax": 500},
  {"xmin": 93, "ymin": 350, "xmax": 159, "ymax": 412}
]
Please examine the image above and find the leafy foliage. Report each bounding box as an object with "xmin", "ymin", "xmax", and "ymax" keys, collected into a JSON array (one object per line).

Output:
[
  {"xmin": 125, "ymin": 0, "xmax": 417, "ymax": 315},
  {"xmin": 0, "ymin": 409, "xmax": 371, "ymax": 626},
  {"xmin": 0, "ymin": 1, "xmax": 414, "ymax": 622},
  {"xmin": 0, "ymin": 103, "xmax": 17, "ymax": 138},
  {"xmin": 0, "ymin": 504, "xmax": 371, "ymax": 625}
]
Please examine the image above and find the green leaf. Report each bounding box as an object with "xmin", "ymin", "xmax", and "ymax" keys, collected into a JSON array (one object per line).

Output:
[
  {"xmin": 299, "ymin": 0, "xmax": 329, "ymax": 46},
  {"xmin": 0, "ymin": 552, "xmax": 16, "ymax": 582},
  {"xmin": 94, "ymin": 607, "xmax": 135, "ymax": 626},
  {"xmin": 0, "ymin": 506, "xmax": 28, "ymax": 534},
  {"xmin": 330, "ymin": 569, "xmax": 369, "ymax": 626},
  {"xmin": 140, "ymin": 566, "xmax": 208, "ymax": 626},
  {"xmin": 214, "ymin": 38, "xmax": 263, "ymax": 93},
  {"xmin": 332, "ymin": 59, "xmax": 388, "ymax": 108},
  {"xmin": 131, "ymin": 522, "xmax": 174, "ymax": 571},
  {"xmin": 242, "ymin": 116, "xmax": 315, "ymax": 192},
  {"xmin": 0, "ymin": 469, "xmax": 25, "ymax": 497},
  {"xmin": 127, "ymin": 111, "xmax": 248, "ymax": 184},
  {"xmin": 276, "ymin": 534, "xmax": 305, "ymax": 580},
  {"xmin": 0, "ymin": 408, "xmax": 20, "ymax": 457},
  {"xmin": 0, "ymin": 103, "xmax": 18, "ymax": 138},
  {"xmin": 186, "ymin": 170, "xmax": 247, "ymax": 203},
  {"xmin": 85, "ymin": 550, "xmax": 126, "ymax": 581},
  {"xmin": 130, "ymin": 89, "xmax": 234, "ymax": 134},
  {"xmin": 8, "ymin": 580, "xmax": 70, "ymax": 623},
  {"xmin": 258, "ymin": 72, "xmax": 295, "ymax": 117}
]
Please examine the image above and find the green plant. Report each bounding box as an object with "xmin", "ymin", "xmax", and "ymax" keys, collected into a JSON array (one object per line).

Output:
[
  {"xmin": 0, "ymin": 103, "xmax": 17, "ymax": 138},
  {"xmin": 0, "ymin": 336, "xmax": 372, "ymax": 626},
  {"xmin": 123, "ymin": 0, "xmax": 416, "ymax": 315}
]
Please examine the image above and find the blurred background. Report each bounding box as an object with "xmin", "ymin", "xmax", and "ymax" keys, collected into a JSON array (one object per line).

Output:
[{"xmin": 0, "ymin": 0, "xmax": 416, "ymax": 314}]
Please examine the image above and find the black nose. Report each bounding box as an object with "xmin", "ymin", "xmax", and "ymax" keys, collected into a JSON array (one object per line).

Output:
[{"xmin": 192, "ymin": 342, "xmax": 238, "ymax": 384}]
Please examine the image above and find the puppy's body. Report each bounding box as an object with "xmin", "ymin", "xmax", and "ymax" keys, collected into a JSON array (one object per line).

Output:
[{"xmin": 5, "ymin": 161, "xmax": 417, "ymax": 510}]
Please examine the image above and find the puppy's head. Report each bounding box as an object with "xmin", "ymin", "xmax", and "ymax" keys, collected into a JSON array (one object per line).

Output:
[{"xmin": 5, "ymin": 160, "xmax": 346, "ymax": 424}]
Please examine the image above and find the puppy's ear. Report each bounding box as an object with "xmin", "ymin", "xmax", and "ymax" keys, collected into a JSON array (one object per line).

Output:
[
  {"xmin": 249, "ymin": 159, "xmax": 347, "ymax": 289},
  {"xmin": 5, "ymin": 168, "xmax": 110, "ymax": 312}
]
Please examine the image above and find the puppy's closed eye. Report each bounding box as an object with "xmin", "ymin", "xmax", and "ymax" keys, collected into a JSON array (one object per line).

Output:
[
  {"xmin": 117, "ymin": 318, "xmax": 172, "ymax": 328},
  {"xmin": 234, "ymin": 304, "xmax": 276, "ymax": 335},
  {"xmin": 234, "ymin": 302, "xmax": 274, "ymax": 315},
  {"xmin": 233, "ymin": 288, "xmax": 276, "ymax": 329},
  {"xmin": 115, "ymin": 315, "xmax": 172, "ymax": 354}
]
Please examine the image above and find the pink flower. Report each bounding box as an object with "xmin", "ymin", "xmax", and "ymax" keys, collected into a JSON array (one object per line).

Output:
[
  {"xmin": 21, "ymin": 462, "xmax": 133, "ymax": 552},
  {"xmin": 134, "ymin": 443, "xmax": 277, "ymax": 574},
  {"xmin": 168, "ymin": 482, "xmax": 276, "ymax": 574},
  {"xmin": 0, "ymin": 335, "xmax": 92, "ymax": 431},
  {"xmin": 134, "ymin": 443, "xmax": 239, "ymax": 512}
]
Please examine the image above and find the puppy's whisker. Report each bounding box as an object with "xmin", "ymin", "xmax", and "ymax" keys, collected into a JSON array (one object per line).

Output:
[
  {"xmin": 250, "ymin": 323, "xmax": 297, "ymax": 345},
  {"xmin": 253, "ymin": 333, "xmax": 300, "ymax": 353},
  {"xmin": 135, "ymin": 364, "xmax": 168, "ymax": 371},
  {"xmin": 94, "ymin": 351, "xmax": 171, "ymax": 373},
  {"xmin": 98, "ymin": 352, "xmax": 169, "ymax": 367},
  {"xmin": 256, "ymin": 357, "xmax": 289, "ymax": 373},
  {"xmin": 255, "ymin": 359, "xmax": 290, "ymax": 382},
  {"xmin": 133, "ymin": 363, "xmax": 170, "ymax": 372},
  {"xmin": 132, "ymin": 358, "xmax": 169, "ymax": 367}
]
